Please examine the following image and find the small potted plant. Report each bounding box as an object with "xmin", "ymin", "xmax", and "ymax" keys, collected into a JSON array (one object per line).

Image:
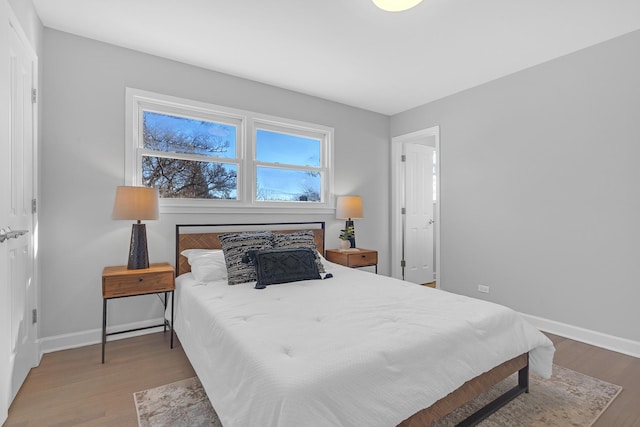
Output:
[{"xmin": 339, "ymin": 227, "xmax": 354, "ymax": 249}]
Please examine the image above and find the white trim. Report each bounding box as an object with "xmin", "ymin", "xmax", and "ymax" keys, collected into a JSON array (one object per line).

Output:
[
  {"xmin": 125, "ymin": 88, "xmax": 335, "ymax": 213},
  {"xmin": 390, "ymin": 126, "xmax": 440, "ymax": 285},
  {"xmin": 125, "ymin": 88, "xmax": 248, "ymax": 187},
  {"xmin": 159, "ymin": 202, "xmax": 335, "ymax": 215},
  {"xmin": 521, "ymin": 313, "xmax": 640, "ymax": 359},
  {"xmin": 38, "ymin": 318, "xmax": 167, "ymax": 357}
]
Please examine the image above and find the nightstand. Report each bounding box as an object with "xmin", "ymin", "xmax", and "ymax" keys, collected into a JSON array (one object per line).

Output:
[
  {"xmin": 325, "ymin": 248, "xmax": 378, "ymax": 273},
  {"xmin": 101, "ymin": 262, "xmax": 175, "ymax": 363}
]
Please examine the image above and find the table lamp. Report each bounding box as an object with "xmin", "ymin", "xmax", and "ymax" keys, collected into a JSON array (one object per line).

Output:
[
  {"xmin": 336, "ymin": 195, "xmax": 363, "ymax": 248},
  {"xmin": 112, "ymin": 186, "xmax": 159, "ymax": 269}
]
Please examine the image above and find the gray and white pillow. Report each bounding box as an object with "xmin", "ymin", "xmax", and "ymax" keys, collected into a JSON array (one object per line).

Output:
[
  {"xmin": 218, "ymin": 231, "xmax": 274, "ymax": 285},
  {"xmin": 272, "ymin": 231, "xmax": 325, "ymax": 273}
]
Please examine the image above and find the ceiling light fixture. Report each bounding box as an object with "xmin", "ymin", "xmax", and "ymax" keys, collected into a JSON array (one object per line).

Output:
[{"xmin": 372, "ymin": 0, "xmax": 424, "ymax": 12}]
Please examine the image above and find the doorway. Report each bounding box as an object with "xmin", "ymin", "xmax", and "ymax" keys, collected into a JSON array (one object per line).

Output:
[{"xmin": 391, "ymin": 126, "xmax": 440, "ymax": 286}]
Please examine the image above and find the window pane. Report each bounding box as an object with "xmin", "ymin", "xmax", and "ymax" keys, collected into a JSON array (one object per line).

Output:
[
  {"xmin": 143, "ymin": 111, "xmax": 236, "ymax": 158},
  {"xmin": 143, "ymin": 156, "xmax": 237, "ymax": 199},
  {"xmin": 256, "ymin": 130, "xmax": 320, "ymax": 167},
  {"xmin": 256, "ymin": 167, "xmax": 321, "ymax": 202}
]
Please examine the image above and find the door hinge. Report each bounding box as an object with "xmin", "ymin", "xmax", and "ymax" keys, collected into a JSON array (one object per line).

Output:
[
  {"xmin": 400, "ymin": 260, "xmax": 406, "ymax": 268},
  {"xmin": 32, "ymin": 198, "xmax": 37, "ymax": 214},
  {"xmin": 32, "ymin": 309, "xmax": 37, "ymax": 324},
  {"xmin": 31, "ymin": 88, "xmax": 37, "ymax": 104},
  {"xmin": 401, "ymin": 154, "xmax": 406, "ymax": 162},
  {"xmin": 401, "ymin": 207, "xmax": 406, "ymax": 215}
]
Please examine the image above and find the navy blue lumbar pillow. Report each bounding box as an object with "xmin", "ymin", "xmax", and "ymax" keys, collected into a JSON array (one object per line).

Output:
[{"xmin": 243, "ymin": 248, "xmax": 321, "ymax": 289}]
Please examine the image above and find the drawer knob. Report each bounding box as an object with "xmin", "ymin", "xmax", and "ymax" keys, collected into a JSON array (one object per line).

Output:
[{"xmin": 138, "ymin": 277, "xmax": 144, "ymax": 282}]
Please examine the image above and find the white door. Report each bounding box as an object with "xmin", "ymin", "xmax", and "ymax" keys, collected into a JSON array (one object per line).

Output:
[
  {"xmin": 1, "ymin": 16, "xmax": 38, "ymax": 419},
  {"xmin": 0, "ymin": 7, "xmax": 8, "ymax": 420},
  {"xmin": 403, "ymin": 143, "xmax": 435, "ymax": 284}
]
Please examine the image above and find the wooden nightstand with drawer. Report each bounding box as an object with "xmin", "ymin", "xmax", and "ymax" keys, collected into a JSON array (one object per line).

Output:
[
  {"xmin": 325, "ymin": 249, "xmax": 378, "ymax": 273},
  {"xmin": 101, "ymin": 262, "xmax": 175, "ymax": 363}
]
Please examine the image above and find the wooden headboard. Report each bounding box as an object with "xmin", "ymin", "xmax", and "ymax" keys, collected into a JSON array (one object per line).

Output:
[{"xmin": 175, "ymin": 222, "xmax": 326, "ymax": 276}]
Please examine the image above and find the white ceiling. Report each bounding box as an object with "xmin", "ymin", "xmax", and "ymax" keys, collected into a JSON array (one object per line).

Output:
[{"xmin": 33, "ymin": 0, "xmax": 640, "ymax": 115}]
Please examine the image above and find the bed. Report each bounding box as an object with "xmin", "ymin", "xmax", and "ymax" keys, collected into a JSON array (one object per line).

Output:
[{"xmin": 171, "ymin": 222, "xmax": 555, "ymax": 426}]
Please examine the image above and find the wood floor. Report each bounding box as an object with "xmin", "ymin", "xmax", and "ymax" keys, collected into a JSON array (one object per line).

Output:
[
  {"xmin": 548, "ymin": 333, "xmax": 640, "ymax": 427},
  {"xmin": 4, "ymin": 332, "xmax": 640, "ymax": 426},
  {"xmin": 5, "ymin": 332, "xmax": 194, "ymax": 427}
]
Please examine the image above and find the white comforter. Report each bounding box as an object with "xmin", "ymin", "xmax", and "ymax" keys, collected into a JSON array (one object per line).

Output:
[{"xmin": 172, "ymin": 261, "xmax": 554, "ymax": 427}]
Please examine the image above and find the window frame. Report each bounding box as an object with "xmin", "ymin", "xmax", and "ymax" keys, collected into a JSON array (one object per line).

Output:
[
  {"xmin": 251, "ymin": 118, "xmax": 327, "ymax": 204},
  {"xmin": 125, "ymin": 88, "xmax": 335, "ymax": 214}
]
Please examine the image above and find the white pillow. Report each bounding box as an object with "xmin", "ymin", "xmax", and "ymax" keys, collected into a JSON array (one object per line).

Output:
[{"xmin": 181, "ymin": 249, "xmax": 228, "ymax": 283}]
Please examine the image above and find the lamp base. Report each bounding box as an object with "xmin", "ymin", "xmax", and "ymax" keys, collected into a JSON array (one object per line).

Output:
[
  {"xmin": 345, "ymin": 220, "xmax": 356, "ymax": 248},
  {"xmin": 128, "ymin": 223, "xmax": 149, "ymax": 270}
]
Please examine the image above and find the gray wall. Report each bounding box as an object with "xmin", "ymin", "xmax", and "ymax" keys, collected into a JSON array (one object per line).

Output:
[
  {"xmin": 391, "ymin": 30, "xmax": 640, "ymax": 343},
  {"xmin": 40, "ymin": 29, "xmax": 389, "ymax": 340}
]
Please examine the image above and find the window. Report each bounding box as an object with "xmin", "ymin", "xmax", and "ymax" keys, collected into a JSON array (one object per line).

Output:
[
  {"xmin": 126, "ymin": 88, "xmax": 334, "ymax": 213},
  {"xmin": 255, "ymin": 127, "xmax": 323, "ymax": 202},
  {"xmin": 142, "ymin": 111, "xmax": 239, "ymax": 199}
]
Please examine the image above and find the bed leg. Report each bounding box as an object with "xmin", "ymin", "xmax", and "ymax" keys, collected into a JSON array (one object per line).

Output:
[
  {"xmin": 518, "ymin": 357, "xmax": 529, "ymax": 394},
  {"xmin": 455, "ymin": 356, "xmax": 530, "ymax": 427}
]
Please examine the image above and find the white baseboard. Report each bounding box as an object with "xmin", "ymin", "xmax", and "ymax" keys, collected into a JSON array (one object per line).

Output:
[
  {"xmin": 521, "ymin": 312, "xmax": 640, "ymax": 359},
  {"xmin": 38, "ymin": 317, "xmax": 167, "ymax": 357}
]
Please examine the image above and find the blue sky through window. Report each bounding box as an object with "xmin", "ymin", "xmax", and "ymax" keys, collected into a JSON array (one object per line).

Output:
[
  {"xmin": 142, "ymin": 111, "xmax": 323, "ymax": 202},
  {"xmin": 256, "ymin": 130, "xmax": 320, "ymax": 166},
  {"xmin": 143, "ymin": 111, "xmax": 236, "ymax": 158},
  {"xmin": 256, "ymin": 130, "xmax": 322, "ymax": 202}
]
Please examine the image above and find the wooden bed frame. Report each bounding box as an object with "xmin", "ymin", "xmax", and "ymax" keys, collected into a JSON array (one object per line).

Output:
[
  {"xmin": 175, "ymin": 222, "xmax": 529, "ymax": 426},
  {"xmin": 176, "ymin": 222, "xmax": 325, "ymax": 276}
]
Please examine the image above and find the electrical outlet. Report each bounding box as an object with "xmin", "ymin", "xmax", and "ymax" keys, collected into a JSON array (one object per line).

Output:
[{"xmin": 478, "ymin": 284, "xmax": 490, "ymax": 294}]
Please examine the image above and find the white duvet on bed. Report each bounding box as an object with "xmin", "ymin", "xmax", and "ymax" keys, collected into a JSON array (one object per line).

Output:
[{"xmin": 172, "ymin": 261, "xmax": 554, "ymax": 427}]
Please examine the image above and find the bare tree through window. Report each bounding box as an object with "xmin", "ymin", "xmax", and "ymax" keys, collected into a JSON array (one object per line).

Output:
[{"xmin": 142, "ymin": 112, "xmax": 238, "ymax": 199}]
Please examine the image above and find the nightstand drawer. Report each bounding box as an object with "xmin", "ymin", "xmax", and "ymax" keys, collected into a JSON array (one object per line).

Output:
[
  {"xmin": 102, "ymin": 263, "xmax": 175, "ymax": 298},
  {"xmin": 348, "ymin": 251, "xmax": 378, "ymax": 267},
  {"xmin": 325, "ymin": 249, "xmax": 378, "ymax": 272}
]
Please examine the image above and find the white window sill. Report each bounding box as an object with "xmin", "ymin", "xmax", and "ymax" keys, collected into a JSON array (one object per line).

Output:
[{"xmin": 159, "ymin": 199, "xmax": 335, "ymax": 215}]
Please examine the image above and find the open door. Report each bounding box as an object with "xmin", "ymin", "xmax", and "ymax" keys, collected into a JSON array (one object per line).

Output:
[
  {"xmin": 391, "ymin": 126, "xmax": 440, "ymax": 286},
  {"xmin": 1, "ymin": 11, "xmax": 39, "ymax": 422},
  {"xmin": 403, "ymin": 143, "xmax": 435, "ymax": 284}
]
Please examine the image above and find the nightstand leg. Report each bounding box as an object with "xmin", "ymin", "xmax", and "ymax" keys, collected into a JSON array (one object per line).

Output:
[
  {"xmin": 163, "ymin": 292, "xmax": 168, "ymax": 333},
  {"xmin": 102, "ymin": 299, "xmax": 107, "ymax": 364},
  {"xmin": 170, "ymin": 291, "xmax": 174, "ymax": 348}
]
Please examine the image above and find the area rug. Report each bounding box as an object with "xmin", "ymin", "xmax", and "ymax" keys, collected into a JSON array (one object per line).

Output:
[
  {"xmin": 134, "ymin": 365, "xmax": 622, "ymax": 427},
  {"xmin": 134, "ymin": 377, "xmax": 221, "ymax": 427}
]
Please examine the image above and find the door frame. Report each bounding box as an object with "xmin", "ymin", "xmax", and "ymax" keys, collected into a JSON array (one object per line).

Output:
[{"xmin": 391, "ymin": 126, "xmax": 440, "ymax": 285}]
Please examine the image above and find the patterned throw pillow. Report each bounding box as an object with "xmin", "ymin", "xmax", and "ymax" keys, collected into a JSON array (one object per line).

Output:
[
  {"xmin": 218, "ymin": 231, "xmax": 274, "ymax": 285},
  {"xmin": 272, "ymin": 231, "xmax": 325, "ymax": 273},
  {"xmin": 244, "ymin": 248, "xmax": 321, "ymax": 289}
]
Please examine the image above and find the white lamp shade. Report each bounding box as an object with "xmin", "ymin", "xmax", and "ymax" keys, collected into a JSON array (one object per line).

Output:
[
  {"xmin": 112, "ymin": 186, "xmax": 159, "ymax": 220},
  {"xmin": 336, "ymin": 196, "xmax": 364, "ymax": 219},
  {"xmin": 372, "ymin": 0, "xmax": 423, "ymax": 12}
]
